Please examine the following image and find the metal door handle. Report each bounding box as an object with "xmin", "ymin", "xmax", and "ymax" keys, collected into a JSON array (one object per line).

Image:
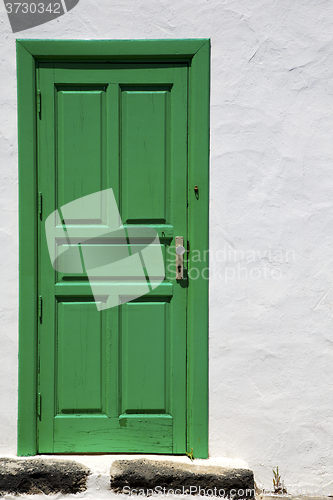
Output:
[{"xmin": 175, "ymin": 236, "xmax": 186, "ymax": 280}]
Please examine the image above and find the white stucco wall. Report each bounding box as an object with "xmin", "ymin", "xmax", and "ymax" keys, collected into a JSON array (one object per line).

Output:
[{"xmin": 1, "ymin": 0, "xmax": 333, "ymax": 493}]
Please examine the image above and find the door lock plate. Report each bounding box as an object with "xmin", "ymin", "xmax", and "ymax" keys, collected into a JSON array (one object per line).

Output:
[{"xmin": 175, "ymin": 236, "xmax": 186, "ymax": 280}]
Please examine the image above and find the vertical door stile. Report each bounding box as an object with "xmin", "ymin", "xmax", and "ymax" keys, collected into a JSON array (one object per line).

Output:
[{"xmin": 36, "ymin": 63, "xmax": 42, "ymax": 428}]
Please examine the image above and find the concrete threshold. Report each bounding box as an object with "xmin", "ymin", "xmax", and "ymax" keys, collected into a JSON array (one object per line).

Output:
[{"xmin": 0, "ymin": 455, "xmax": 254, "ymax": 499}]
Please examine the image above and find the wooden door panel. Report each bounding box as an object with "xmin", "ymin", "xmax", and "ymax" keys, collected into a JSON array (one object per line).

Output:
[
  {"xmin": 57, "ymin": 300, "xmax": 105, "ymax": 414},
  {"xmin": 57, "ymin": 87, "xmax": 107, "ymax": 208},
  {"xmin": 121, "ymin": 87, "xmax": 170, "ymax": 223},
  {"xmin": 53, "ymin": 415, "xmax": 173, "ymax": 453},
  {"xmin": 121, "ymin": 301, "xmax": 168, "ymax": 414}
]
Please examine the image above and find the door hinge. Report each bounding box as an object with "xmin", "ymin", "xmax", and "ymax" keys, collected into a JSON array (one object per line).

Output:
[
  {"xmin": 38, "ymin": 191, "xmax": 42, "ymax": 220},
  {"xmin": 38, "ymin": 295, "xmax": 42, "ymax": 322},
  {"xmin": 37, "ymin": 393, "xmax": 41, "ymax": 419},
  {"xmin": 38, "ymin": 192, "xmax": 42, "ymax": 220},
  {"xmin": 37, "ymin": 90, "xmax": 41, "ymax": 117}
]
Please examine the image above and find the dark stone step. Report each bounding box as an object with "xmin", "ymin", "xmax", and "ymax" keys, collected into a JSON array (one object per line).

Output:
[
  {"xmin": 0, "ymin": 458, "xmax": 90, "ymax": 495},
  {"xmin": 110, "ymin": 458, "xmax": 255, "ymax": 498}
]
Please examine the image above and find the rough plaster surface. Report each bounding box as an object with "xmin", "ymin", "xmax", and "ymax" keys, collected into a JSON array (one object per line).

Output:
[{"xmin": 0, "ymin": 0, "xmax": 333, "ymax": 493}]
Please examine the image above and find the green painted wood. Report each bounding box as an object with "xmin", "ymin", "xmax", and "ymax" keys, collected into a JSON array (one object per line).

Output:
[
  {"xmin": 17, "ymin": 39, "xmax": 209, "ymax": 458},
  {"xmin": 58, "ymin": 88, "xmax": 106, "ymax": 207},
  {"xmin": 187, "ymin": 40, "xmax": 210, "ymax": 459},
  {"xmin": 166, "ymin": 61, "xmax": 188, "ymax": 454},
  {"xmin": 56, "ymin": 244, "xmax": 167, "ymax": 281},
  {"xmin": 121, "ymin": 302, "xmax": 167, "ymax": 413},
  {"xmin": 37, "ymin": 62, "xmax": 187, "ymax": 453},
  {"xmin": 17, "ymin": 41, "xmax": 38, "ymax": 457},
  {"xmin": 57, "ymin": 301, "xmax": 104, "ymax": 413},
  {"xmin": 37, "ymin": 62, "xmax": 57, "ymax": 453},
  {"xmin": 122, "ymin": 88, "xmax": 168, "ymax": 222},
  {"xmin": 53, "ymin": 415, "xmax": 173, "ymax": 453},
  {"xmin": 54, "ymin": 282, "xmax": 173, "ymax": 297},
  {"xmin": 17, "ymin": 39, "xmax": 207, "ymax": 60}
]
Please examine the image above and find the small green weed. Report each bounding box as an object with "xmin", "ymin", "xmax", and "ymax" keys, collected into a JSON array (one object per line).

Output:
[
  {"xmin": 273, "ymin": 466, "xmax": 287, "ymax": 494},
  {"xmin": 186, "ymin": 439, "xmax": 201, "ymax": 461}
]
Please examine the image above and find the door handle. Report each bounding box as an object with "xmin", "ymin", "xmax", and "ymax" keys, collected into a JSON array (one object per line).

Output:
[{"xmin": 175, "ymin": 236, "xmax": 186, "ymax": 280}]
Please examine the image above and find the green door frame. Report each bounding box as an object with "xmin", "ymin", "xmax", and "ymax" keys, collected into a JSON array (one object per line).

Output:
[{"xmin": 17, "ymin": 38, "xmax": 210, "ymax": 457}]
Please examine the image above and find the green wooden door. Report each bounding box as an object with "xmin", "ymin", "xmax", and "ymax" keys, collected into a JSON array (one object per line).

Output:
[{"xmin": 37, "ymin": 62, "xmax": 188, "ymax": 453}]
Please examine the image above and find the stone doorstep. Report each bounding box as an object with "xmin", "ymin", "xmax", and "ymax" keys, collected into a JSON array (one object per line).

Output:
[
  {"xmin": 110, "ymin": 458, "xmax": 255, "ymax": 498},
  {"xmin": 0, "ymin": 455, "xmax": 255, "ymax": 497},
  {"xmin": 0, "ymin": 457, "xmax": 89, "ymax": 495}
]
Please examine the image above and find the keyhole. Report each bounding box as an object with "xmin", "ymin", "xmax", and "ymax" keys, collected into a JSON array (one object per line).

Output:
[{"xmin": 178, "ymin": 265, "xmax": 181, "ymax": 273}]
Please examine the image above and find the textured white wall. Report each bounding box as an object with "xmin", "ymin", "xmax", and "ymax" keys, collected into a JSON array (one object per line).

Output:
[{"xmin": 1, "ymin": 0, "xmax": 333, "ymax": 493}]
